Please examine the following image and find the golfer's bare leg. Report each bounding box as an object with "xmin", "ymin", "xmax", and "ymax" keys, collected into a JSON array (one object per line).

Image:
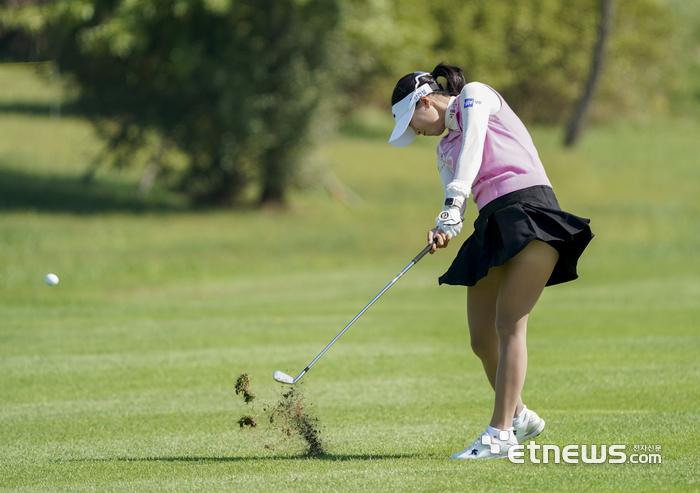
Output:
[
  {"xmin": 489, "ymin": 240, "xmax": 558, "ymax": 430},
  {"xmin": 468, "ymin": 265, "xmax": 525, "ymax": 418}
]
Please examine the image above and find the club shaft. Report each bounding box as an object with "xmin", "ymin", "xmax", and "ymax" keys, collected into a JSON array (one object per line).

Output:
[{"xmin": 293, "ymin": 241, "xmax": 435, "ymax": 382}]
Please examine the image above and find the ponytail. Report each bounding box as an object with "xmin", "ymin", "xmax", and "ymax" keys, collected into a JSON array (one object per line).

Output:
[
  {"xmin": 390, "ymin": 63, "xmax": 466, "ymax": 107},
  {"xmin": 430, "ymin": 63, "xmax": 466, "ymax": 96}
]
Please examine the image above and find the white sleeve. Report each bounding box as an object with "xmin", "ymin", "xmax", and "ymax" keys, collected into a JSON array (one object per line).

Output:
[
  {"xmin": 437, "ymin": 156, "xmax": 455, "ymax": 199},
  {"xmin": 444, "ymin": 82, "xmax": 501, "ymax": 201}
]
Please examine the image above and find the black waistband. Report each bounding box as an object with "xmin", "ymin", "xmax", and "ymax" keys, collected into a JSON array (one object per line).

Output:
[{"xmin": 478, "ymin": 185, "xmax": 557, "ymax": 217}]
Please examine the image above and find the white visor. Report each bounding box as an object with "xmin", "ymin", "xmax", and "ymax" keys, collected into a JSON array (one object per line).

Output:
[{"xmin": 389, "ymin": 72, "xmax": 436, "ymax": 147}]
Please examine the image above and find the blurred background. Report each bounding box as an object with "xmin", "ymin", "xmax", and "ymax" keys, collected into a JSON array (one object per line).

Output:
[
  {"xmin": 1, "ymin": 1, "xmax": 699, "ymax": 488},
  {"xmin": 1, "ymin": 0, "xmax": 698, "ymax": 210}
]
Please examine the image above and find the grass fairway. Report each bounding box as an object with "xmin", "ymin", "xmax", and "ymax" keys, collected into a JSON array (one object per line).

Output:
[{"xmin": 1, "ymin": 64, "xmax": 698, "ymax": 491}]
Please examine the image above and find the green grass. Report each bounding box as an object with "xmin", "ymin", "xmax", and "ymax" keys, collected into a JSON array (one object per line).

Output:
[{"xmin": 1, "ymin": 64, "xmax": 699, "ymax": 492}]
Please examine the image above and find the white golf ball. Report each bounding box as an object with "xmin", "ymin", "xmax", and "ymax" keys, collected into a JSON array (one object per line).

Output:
[{"xmin": 45, "ymin": 273, "xmax": 59, "ymax": 286}]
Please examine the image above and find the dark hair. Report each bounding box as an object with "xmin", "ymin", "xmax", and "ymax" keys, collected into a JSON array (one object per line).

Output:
[{"xmin": 391, "ymin": 63, "xmax": 466, "ymax": 106}]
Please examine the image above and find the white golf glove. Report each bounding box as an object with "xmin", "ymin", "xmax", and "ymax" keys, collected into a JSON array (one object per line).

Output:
[{"xmin": 435, "ymin": 197, "xmax": 464, "ymax": 239}]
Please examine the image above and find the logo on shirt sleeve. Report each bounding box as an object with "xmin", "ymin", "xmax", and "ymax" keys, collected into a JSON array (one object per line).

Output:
[{"xmin": 464, "ymin": 98, "xmax": 481, "ymax": 108}]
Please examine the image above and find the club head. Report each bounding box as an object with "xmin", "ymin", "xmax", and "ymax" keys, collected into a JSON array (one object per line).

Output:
[{"xmin": 273, "ymin": 370, "xmax": 294, "ymax": 384}]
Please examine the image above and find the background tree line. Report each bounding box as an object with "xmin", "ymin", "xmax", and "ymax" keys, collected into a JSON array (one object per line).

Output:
[{"xmin": 0, "ymin": 0, "xmax": 697, "ymax": 207}]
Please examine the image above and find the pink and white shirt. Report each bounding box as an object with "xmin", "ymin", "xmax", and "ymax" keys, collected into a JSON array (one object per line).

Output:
[{"xmin": 437, "ymin": 82, "xmax": 551, "ymax": 211}]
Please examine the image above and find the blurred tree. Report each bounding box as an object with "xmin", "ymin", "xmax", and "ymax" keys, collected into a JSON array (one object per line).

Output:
[
  {"xmin": 1, "ymin": 0, "xmax": 683, "ymax": 200},
  {"xmin": 0, "ymin": 0, "xmax": 50, "ymax": 62},
  {"xmin": 340, "ymin": 0, "xmax": 676, "ymax": 125},
  {"xmin": 565, "ymin": 0, "xmax": 614, "ymax": 147},
  {"xmin": 1, "ymin": 0, "xmax": 342, "ymax": 207}
]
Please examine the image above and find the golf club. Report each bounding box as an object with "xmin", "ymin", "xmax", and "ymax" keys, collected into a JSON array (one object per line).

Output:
[{"xmin": 273, "ymin": 239, "xmax": 437, "ymax": 384}]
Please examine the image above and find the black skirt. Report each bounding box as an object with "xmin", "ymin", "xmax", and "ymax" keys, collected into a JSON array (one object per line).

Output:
[{"xmin": 438, "ymin": 185, "xmax": 594, "ymax": 287}]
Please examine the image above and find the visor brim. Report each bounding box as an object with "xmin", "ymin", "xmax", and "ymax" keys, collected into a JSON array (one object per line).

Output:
[
  {"xmin": 388, "ymin": 109, "xmax": 417, "ymax": 147},
  {"xmin": 388, "ymin": 77, "xmax": 435, "ymax": 147}
]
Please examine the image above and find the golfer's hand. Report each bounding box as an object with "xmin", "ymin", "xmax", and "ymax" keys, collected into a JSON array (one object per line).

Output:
[
  {"xmin": 428, "ymin": 228, "xmax": 450, "ymax": 254},
  {"xmin": 435, "ymin": 205, "xmax": 463, "ymax": 239}
]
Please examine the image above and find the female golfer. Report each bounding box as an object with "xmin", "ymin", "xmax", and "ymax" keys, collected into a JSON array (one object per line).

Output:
[{"xmin": 389, "ymin": 64, "xmax": 593, "ymax": 459}]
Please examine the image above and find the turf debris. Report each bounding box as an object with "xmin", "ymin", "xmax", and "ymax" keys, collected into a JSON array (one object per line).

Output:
[
  {"xmin": 234, "ymin": 372, "xmax": 256, "ymax": 403},
  {"xmin": 234, "ymin": 373, "xmax": 325, "ymax": 456},
  {"xmin": 237, "ymin": 414, "xmax": 258, "ymax": 428},
  {"xmin": 270, "ymin": 386, "xmax": 324, "ymax": 456}
]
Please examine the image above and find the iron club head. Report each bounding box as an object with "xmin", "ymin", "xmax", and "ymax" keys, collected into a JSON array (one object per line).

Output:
[{"xmin": 273, "ymin": 370, "xmax": 295, "ymax": 384}]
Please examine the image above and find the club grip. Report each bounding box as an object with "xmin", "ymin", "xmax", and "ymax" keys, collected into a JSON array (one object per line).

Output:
[{"xmin": 412, "ymin": 238, "xmax": 438, "ymax": 264}]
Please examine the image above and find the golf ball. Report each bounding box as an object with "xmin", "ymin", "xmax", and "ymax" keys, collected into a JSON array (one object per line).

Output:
[{"xmin": 45, "ymin": 273, "xmax": 59, "ymax": 286}]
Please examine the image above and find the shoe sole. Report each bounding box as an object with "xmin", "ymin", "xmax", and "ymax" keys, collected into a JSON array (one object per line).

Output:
[
  {"xmin": 451, "ymin": 442, "xmax": 518, "ymax": 460},
  {"xmin": 518, "ymin": 418, "xmax": 545, "ymax": 443},
  {"xmin": 452, "ymin": 452, "xmax": 512, "ymax": 460}
]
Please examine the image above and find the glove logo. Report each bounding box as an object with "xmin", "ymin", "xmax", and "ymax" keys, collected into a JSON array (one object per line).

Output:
[{"xmin": 439, "ymin": 211, "xmax": 450, "ymax": 220}]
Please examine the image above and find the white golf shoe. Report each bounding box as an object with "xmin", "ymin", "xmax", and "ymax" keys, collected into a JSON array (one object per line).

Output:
[
  {"xmin": 451, "ymin": 427, "xmax": 517, "ymax": 460},
  {"xmin": 512, "ymin": 406, "xmax": 545, "ymax": 444}
]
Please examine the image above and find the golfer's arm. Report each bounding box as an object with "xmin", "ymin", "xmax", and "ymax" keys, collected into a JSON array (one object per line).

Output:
[
  {"xmin": 437, "ymin": 157, "xmax": 455, "ymax": 200},
  {"xmin": 445, "ymin": 82, "xmax": 501, "ymax": 201}
]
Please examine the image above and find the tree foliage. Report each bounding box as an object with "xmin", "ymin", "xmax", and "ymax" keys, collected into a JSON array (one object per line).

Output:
[
  {"xmin": 341, "ymin": 0, "xmax": 677, "ymax": 123},
  {"xmin": 0, "ymin": 0, "xmax": 685, "ymax": 207},
  {"xmin": 2, "ymin": 0, "xmax": 342, "ymax": 206}
]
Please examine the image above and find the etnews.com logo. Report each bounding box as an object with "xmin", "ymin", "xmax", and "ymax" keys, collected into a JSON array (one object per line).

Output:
[{"xmin": 484, "ymin": 434, "xmax": 663, "ymax": 464}]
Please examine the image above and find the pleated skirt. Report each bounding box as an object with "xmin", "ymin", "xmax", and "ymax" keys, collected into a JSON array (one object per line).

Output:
[{"xmin": 438, "ymin": 185, "xmax": 594, "ymax": 287}]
